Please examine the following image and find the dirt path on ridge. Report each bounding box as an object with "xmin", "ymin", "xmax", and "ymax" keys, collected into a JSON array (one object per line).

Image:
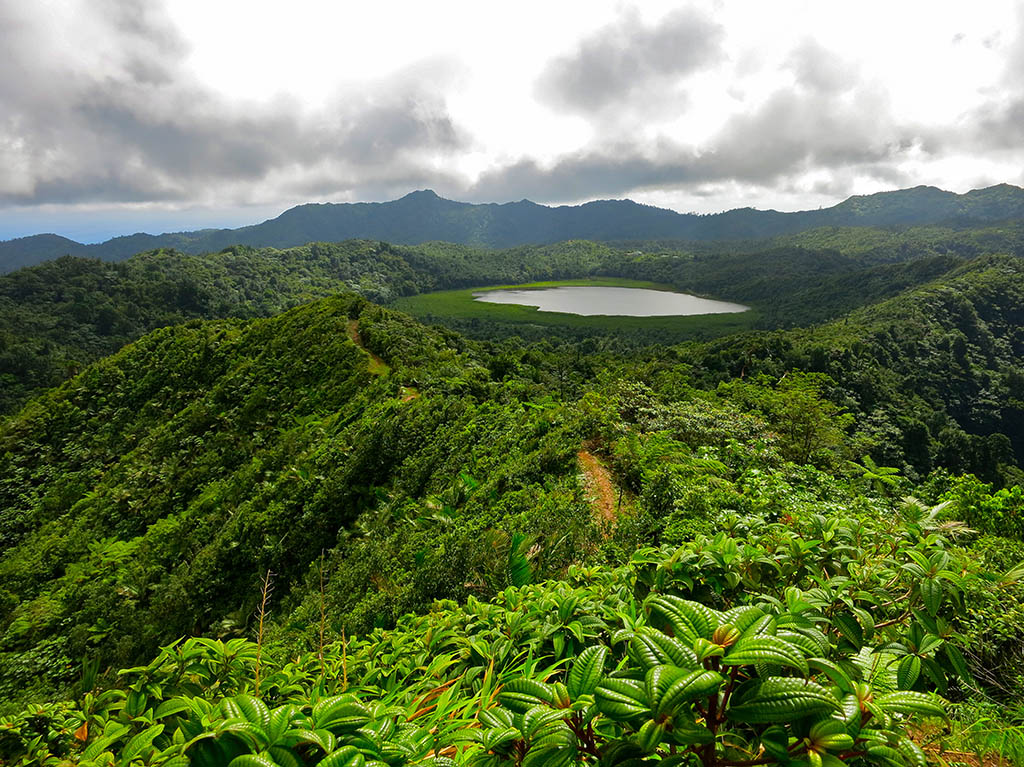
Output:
[
  {"xmin": 577, "ymin": 449, "xmax": 618, "ymax": 528},
  {"xmin": 346, "ymin": 319, "xmax": 389, "ymax": 374}
]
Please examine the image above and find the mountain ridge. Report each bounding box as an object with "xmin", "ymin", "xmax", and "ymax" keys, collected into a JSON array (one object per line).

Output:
[{"xmin": 3, "ymin": 183, "xmax": 1024, "ymax": 272}]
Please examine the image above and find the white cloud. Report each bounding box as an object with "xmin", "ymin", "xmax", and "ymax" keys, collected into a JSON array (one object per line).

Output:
[{"xmin": 0, "ymin": 0, "xmax": 1023, "ymax": 238}]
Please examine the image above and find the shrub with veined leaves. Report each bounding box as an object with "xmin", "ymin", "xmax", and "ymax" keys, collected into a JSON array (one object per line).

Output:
[{"xmin": 0, "ymin": 506, "xmax": 1011, "ymax": 766}]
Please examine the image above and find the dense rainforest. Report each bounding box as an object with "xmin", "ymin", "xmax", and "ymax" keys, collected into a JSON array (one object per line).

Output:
[
  {"xmin": 2, "ymin": 218, "xmax": 1024, "ymax": 766},
  {"xmin": 3, "ymin": 183, "xmax": 1024, "ymax": 271}
]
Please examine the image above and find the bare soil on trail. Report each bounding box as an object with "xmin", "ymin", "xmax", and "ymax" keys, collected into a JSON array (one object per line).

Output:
[
  {"xmin": 346, "ymin": 319, "xmax": 389, "ymax": 374},
  {"xmin": 578, "ymin": 449, "xmax": 618, "ymax": 528}
]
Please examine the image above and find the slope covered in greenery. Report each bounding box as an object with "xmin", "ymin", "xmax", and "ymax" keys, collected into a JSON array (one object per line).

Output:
[
  {"xmin": 1, "ymin": 279, "xmax": 1024, "ymax": 764},
  {"xmin": 0, "ymin": 295, "xmax": 600, "ymax": 703},
  {"xmin": 4, "ymin": 224, "xmax": 1004, "ymax": 416},
  {"xmin": 5, "ymin": 508, "xmax": 1021, "ymax": 767},
  {"xmin": 681, "ymin": 255, "xmax": 1024, "ymax": 482},
  {"xmin": 4, "ymin": 184, "xmax": 1024, "ymax": 272},
  {"xmin": 3, "ymin": 217, "xmax": 1024, "ymax": 765}
]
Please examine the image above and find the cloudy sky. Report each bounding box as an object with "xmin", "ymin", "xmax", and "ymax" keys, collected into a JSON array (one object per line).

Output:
[{"xmin": 1, "ymin": 0, "xmax": 1023, "ymax": 242}]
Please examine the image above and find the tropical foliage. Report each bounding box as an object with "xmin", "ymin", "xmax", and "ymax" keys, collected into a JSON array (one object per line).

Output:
[{"xmin": 3, "ymin": 217, "xmax": 1024, "ymax": 765}]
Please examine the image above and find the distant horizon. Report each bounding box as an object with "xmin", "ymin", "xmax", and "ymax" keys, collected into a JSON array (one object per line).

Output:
[{"xmin": 4, "ymin": 181, "xmax": 1021, "ymax": 246}]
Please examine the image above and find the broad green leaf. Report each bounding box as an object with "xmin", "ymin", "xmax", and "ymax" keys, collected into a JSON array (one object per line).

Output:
[
  {"xmin": 635, "ymin": 719, "xmax": 666, "ymax": 753},
  {"xmin": 477, "ymin": 727, "xmax": 521, "ymax": 751},
  {"xmin": 692, "ymin": 638, "xmax": 725, "ymax": 663},
  {"xmin": 741, "ymin": 614, "xmax": 777, "ymax": 637},
  {"xmin": 234, "ymin": 695, "xmax": 271, "ymax": 730},
  {"xmin": 874, "ymin": 691, "xmax": 946, "ymax": 719},
  {"xmin": 284, "ymin": 728, "xmax": 333, "ymax": 752},
  {"xmin": 266, "ymin": 705, "xmax": 296, "ymax": 744},
  {"xmin": 866, "ymin": 745, "xmax": 906, "ymax": 767},
  {"xmin": 943, "ymin": 644, "xmax": 972, "ymax": 683},
  {"xmin": 628, "ymin": 628, "xmax": 699, "ymax": 670},
  {"xmin": 920, "ymin": 656, "xmax": 948, "ymax": 696},
  {"xmin": 851, "ymin": 608, "xmax": 876, "ymax": 640},
  {"xmin": 760, "ymin": 725, "xmax": 790, "ymax": 760},
  {"xmin": 833, "ymin": 613, "xmax": 863, "ymax": 648},
  {"xmin": 808, "ymin": 658, "xmax": 855, "ymax": 694},
  {"xmin": 646, "ymin": 596, "xmax": 718, "ymax": 642},
  {"xmin": 666, "ymin": 717, "xmax": 715, "ymax": 747},
  {"xmin": 122, "ymin": 724, "xmax": 164, "ymax": 763},
  {"xmin": 520, "ymin": 705, "xmax": 567, "ymax": 739},
  {"xmin": 523, "ymin": 745, "xmax": 575, "ymax": 767},
  {"xmin": 809, "ymin": 719, "xmax": 854, "ymax": 751},
  {"xmin": 480, "ymin": 709, "xmax": 514, "ymax": 729},
  {"xmin": 158, "ymin": 757, "xmax": 191, "ymax": 767},
  {"xmin": 647, "ymin": 666, "xmax": 723, "ymax": 717},
  {"xmin": 722, "ymin": 605, "xmax": 768, "ymax": 634},
  {"xmin": 898, "ymin": 736, "xmax": 929, "ymax": 767},
  {"xmin": 312, "ymin": 696, "xmax": 371, "ymax": 732},
  {"xmin": 227, "ymin": 755, "xmax": 278, "ymax": 767},
  {"xmin": 82, "ymin": 723, "xmax": 130, "ymax": 760},
  {"xmin": 723, "ymin": 635, "xmax": 808, "ymax": 674},
  {"xmin": 220, "ymin": 721, "xmax": 269, "ymax": 751},
  {"xmin": 896, "ymin": 655, "xmax": 921, "ymax": 689},
  {"xmin": 319, "ymin": 745, "xmax": 367, "ymax": 767},
  {"xmin": 595, "ymin": 678, "xmax": 650, "ymax": 721},
  {"xmin": 919, "ymin": 579, "xmax": 943, "ymax": 617},
  {"xmin": 727, "ymin": 678, "xmax": 840, "ymax": 723},
  {"xmin": 777, "ymin": 628, "xmax": 829, "ymax": 659},
  {"xmin": 567, "ymin": 645, "xmax": 608, "ymax": 698},
  {"xmin": 597, "ymin": 741, "xmax": 646, "ymax": 767},
  {"xmin": 499, "ymin": 679, "xmax": 556, "ymax": 713},
  {"xmin": 917, "ymin": 634, "xmax": 943, "ymax": 655},
  {"xmin": 268, "ymin": 746, "xmax": 302, "ymax": 767},
  {"xmin": 154, "ymin": 698, "xmax": 191, "ymax": 720}
]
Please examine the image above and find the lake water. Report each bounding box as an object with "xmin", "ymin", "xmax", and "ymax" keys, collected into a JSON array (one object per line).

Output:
[{"xmin": 472, "ymin": 286, "xmax": 749, "ymax": 317}]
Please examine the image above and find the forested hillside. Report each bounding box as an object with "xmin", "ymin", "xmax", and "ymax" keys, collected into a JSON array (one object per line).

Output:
[
  {"xmin": 10, "ymin": 221, "xmax": 1024, "ymax": 416},
  {"xmin": 2, "ymin": 222, "xmax": 1024, "ymax": 765},
  {"xmin": 678, "ymin": 255, "xmax": 1024, "ymax": 482},
  {"xmin": 4, "ymin": 184, "xmax": 1024, "ymax": 272}
]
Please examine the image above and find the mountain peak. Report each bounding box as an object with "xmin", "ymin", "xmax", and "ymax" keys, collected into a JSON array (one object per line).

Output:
[
  {"xmin": 400, "ymin": 189, "xmax": 441, "ymax": 201},
  {"xmin": 4, "ymin": 183, "xmax": 1024, "ymax": 273}
]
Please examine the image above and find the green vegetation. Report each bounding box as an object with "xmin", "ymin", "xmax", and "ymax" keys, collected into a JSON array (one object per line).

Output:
[
  {"xmin": 4, "ymin": 184, "xmax": 1024, "ymax": 271},
  {"xmin": 392, "ymin": 279, "xmax": 756, "ymax": 343},
  {"xmin": 2, "ymin": 230, "xmax": 994, "ymax": 415},
  {"xmin": 2, "ymin": 213, "xmax": 1024, "ymax": 765}
]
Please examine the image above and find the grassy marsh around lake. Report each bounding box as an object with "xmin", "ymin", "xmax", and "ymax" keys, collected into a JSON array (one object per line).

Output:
[{"xmin": 390, "ymin": 278, "xmax": 758, "ymax": 340}]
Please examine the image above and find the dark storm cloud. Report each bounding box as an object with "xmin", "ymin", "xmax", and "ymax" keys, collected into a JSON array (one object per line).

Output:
[
  {"xmin": 536, "ymin": 7, "xmax": 725, "ymax": 113},
  {"xmin": 0, "ymin": 0, "xmax": 466, "ymax": 205}
]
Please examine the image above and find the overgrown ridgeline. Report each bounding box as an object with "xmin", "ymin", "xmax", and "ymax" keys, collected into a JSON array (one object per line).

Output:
[
  {"xmin": 8, "ymin": 222, "xmax": 1024, "ymax": 415},
  {"xmin": 676, "ymin": 254, "xmax": 1024, "ymax": 484},
  {"xmin": 0, "ymin": 239, "xmax": 637, "ymax": 414},
  {"xmin": 0, "ymin": 294, "xmax": 626, "ymax": 704},
  {"xmin": 2, "ymin": 291, "xmax": 1024, "ymax": 764}
]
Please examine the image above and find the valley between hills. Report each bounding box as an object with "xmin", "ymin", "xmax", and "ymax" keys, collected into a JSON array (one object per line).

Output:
[{"xmin": 2, "ymin": 190, "xmax": 1024, "ymax": 766}]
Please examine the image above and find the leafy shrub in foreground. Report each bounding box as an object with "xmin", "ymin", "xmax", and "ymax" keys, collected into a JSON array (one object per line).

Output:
[{"xmin": 2, "ymin": 502, "xmax": 1004, "ymax": 766}]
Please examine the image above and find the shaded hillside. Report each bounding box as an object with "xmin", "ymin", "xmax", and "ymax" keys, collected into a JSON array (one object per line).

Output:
[
  {"xmin": 0, "ymin": 233, "xmax": 979, "ymax": 416},
  {"xmin": 0, "ymin": 240, "xmax": 622, "ymax": 414},
  {"xmin": 4, "ymin": 183, "xmax": 1024, "ymax": 271},
  {"xmin": 683, "ymin": 254, "xmax": 1024, "ymax": 481},
  {"xmin": 0, "ymin": 234, "xmax": 91, "ymax": 272},
  {"xmin": 0, "ymin": 295, "xmax": 602, "ymax": 702}
]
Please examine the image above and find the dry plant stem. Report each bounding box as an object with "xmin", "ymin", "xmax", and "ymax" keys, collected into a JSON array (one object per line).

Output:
[
  {"xmin": 342, "ymin": 626, "xmax": 349, "ymax": 690},
  {"xmin": 255, "ymin": 568, "xmax": 274, "ymax": 691},
  {"xmin": 318, "ymin": 551, "xmax": 327, "ymax": 666}
]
